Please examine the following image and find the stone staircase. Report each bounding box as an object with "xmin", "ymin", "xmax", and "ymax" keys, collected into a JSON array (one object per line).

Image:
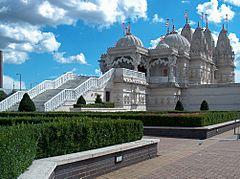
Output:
[{"xmin": 8, "ymin": 76, "xmax": 89, "ymax": 112}]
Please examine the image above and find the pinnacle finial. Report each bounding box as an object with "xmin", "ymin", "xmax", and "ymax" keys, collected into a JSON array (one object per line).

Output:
[
  {"xmin": 198, "ymin": 21, "xmax": 200, "ymax": 28},
  {"xmin": 184, "ymin": 10, "xmax": 188, "ymax": 24},
  {"xmin": 222, "ymin": 24, "xmax": 225, "ymax": 30},
  {"xmin": 126, "ymin": 22, "xmax": 131, "ymax": 35},
  {"xmin": 172, "ymin": 19, "xmax": 175, "ymax": 32},
  {"xmin": 205, "ymin": 14, "xmax": 209, "ymax": 29}
]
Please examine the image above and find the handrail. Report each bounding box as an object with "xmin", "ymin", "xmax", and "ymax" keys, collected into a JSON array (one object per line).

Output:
[
  {"xmin": 0, "ymin": 72, "xmax": 75, "ymax": 111},
  {"xmin": 44, "ymin": 69, "xmax": 115, "ymax": 111}
]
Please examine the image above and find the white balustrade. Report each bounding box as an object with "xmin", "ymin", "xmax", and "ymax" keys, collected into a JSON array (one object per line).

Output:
[
  {"xmin": 0, "ymin": 72, "xmax": 75, "ymax": 111},
  {"xmin": 44, "ymin": 69, "xmax": 115, "ymax": 112},
  {"xmin": 122, "ymin": 68, "xmax": 146, "ymax": 79}
]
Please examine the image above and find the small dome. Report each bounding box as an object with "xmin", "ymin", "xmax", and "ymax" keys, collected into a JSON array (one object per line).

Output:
[
  {"xmin": 116, "ymin": 34, "xmax": 143, "ymax": 48},
  {"xmin": 156, "ymin": 41, "xmax": 170, "ymax": 50},
  {"xmin": 163, "ymin": 33, "xmax": 190, "ymax": 52},
  {"xmin": 181, "ymin": 23, "xmax": 193, "ymax": 43}
]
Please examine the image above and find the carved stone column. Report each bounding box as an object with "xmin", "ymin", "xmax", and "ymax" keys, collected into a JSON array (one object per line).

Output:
[
  {"xmin": 131, "ymin": 54, "xmax": 141, "ymax": 71},
  {"xmin": 168, "ymin": 55, "xmax": 177, "ymax": 83}
]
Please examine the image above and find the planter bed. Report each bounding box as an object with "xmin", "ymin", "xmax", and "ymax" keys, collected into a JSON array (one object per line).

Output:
[
  {"xmin": 144, "ymin": 120, "xmax": 240, "ymax": 139},
  {"xmin": 19, "ymin": 138, "xmax": 159, "ymax": 179}
]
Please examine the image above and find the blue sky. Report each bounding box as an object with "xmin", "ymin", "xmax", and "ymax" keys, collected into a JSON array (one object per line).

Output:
[{"xmin": 2, "ymin": 0, "xmax": 240, "ymax": 90}]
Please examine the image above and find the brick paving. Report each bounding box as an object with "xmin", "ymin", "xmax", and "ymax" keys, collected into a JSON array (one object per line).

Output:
[{"xmin": 98, "ymin": 130, "xmax": 240, "ymax": 179}]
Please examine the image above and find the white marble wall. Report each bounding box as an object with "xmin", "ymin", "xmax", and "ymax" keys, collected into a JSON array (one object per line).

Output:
[{"xmin": 181, "ymin": 83, "xmax": 240, "ymax": 111}]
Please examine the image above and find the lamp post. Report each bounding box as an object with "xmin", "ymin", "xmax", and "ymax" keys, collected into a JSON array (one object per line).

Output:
[{"xmin": 16, "ymin": 73, "xmax": 22, "ymax": 91}]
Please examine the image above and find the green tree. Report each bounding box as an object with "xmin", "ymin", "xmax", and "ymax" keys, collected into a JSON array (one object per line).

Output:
[
  {"xmin": 18, "ymin": 93, "xmax": 36, "ymax": 112},
  {"xmin": 175, "ymin": 100, "xmax": 184, "ymax": 111},
  {"xmin": 0, "ymin": 90, "xmax": 7, "ymax": 102},
  {"xmin": 95, "ymin": 94, "xmax": 102, "ymax": 103},
  {"xmin": 200, "ymin": 100, "xmax": 209, "ymax": 111},
  {"xmin": 76, "ymin": 95, "xmax": 86, "ymax": 105}
]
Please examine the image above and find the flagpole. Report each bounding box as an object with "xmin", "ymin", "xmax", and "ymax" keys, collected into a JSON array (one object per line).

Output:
[
  {"xmin": 226, "ymin": 14, "xmax": 229, "ymax": 33},
  {"xmin": 201, "ymin": 12, "xmax": 204, "ymax": 28}
]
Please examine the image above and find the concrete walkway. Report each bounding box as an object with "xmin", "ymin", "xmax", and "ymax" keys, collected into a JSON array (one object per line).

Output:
[{"xmin": 98, "ymin": 130, "xmax": 240, "ymax": 179}]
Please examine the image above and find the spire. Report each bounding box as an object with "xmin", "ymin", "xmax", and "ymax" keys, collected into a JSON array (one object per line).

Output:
[
  {"xmin": 197, "ymin": 21, "xmax": 200, "ymax": 28},
  {"xmin": 172, "ymin": 19, "xmax": 175, "ymax": 33},
  {"xmin": 166, "ymin": 18, "xmax": 170, "ymax": 35},
  {"xmin": 184, "ymin": 10, "xmax": 188, "ymax": 24},
  {"xmin": 205, "ymin": 13, "xmax": 209, "ymax": 29},
  {"xmin": 225, "ymin": 14, "xmax": 229, "ymax": 33},
  {"xmin": 222, "ymin": 23, "xmax": 225, "ymax": 30},
  {"xmin": 200, "ymin": 12, "xmax": 204, "ymax": 28},
  {"xmin": 126, "ymin": 22, "xmax": 131, "ymax": 35}
]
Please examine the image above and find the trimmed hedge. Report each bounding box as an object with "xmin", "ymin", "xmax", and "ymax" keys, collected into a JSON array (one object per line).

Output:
[
  {"xmin": 1, "ymin": 111, "xmax": 240, "ymax": 127},
  {"xmin": 76, "ymin": 95, "xmax": 86, "ymax": 105},
  {"xmin": 0, "ymin": 117, "xmax": 143, "ymax": 178},
  {"xmin": 74, "ymin": 102, "xmax": 114, "ymax": 108},
  {"xmin": 175, "ymin": 100, "xmax": 184, "ymax": 111},
  {"xmin": 18, "ymin": 93, "xmax": 36, "ymax": 112},
  {"xmin": 35, "ymin": 119, "xmax": 143, "ymax": 158},
  {"xmin": 0, "ymin": 125, "xmax": 37, "ymax": 179}
]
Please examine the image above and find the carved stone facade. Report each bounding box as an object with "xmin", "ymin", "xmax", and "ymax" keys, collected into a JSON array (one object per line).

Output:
[{"xmin": 97, "ymin": 21, "xmax": 235, "ymax": 111}]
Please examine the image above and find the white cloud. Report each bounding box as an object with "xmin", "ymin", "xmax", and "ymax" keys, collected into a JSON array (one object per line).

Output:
[
  {"xmin": 53, "ymin": 52, "xmax": 87, "ymax": 64},
  {"xmin": 3, "ymin": 75, "xmax": 26, "ymax": 90},
  {"xmin": 197, "ymin": 0, "xmax": 234, "ymax": 23},
  {"xmin": 0, "ymin": 0, "xmax": 147, "ymax": 27},
  {"xmin": 181, "ymin": 0, "xmax": 190, "ymax": 3},
  {"xmin": 0, "ymin": 0, "xmax": 148, "ymax": 64},
  {"xmin": 0, "ymin": 23, "xmax": 60, "ymax": 64},
  {"xmin": 149, "ymin": 37, "xmax": 161, "ymax": 49},
  {"xmin": 189, "ymin": 20, "xmax": 196, "ymax": 26},
  {"xmin": 152, "ymin": 14, "xmax": 164, "ymax": 23},
  {"xmin": 228, "ymin": 33, "xmax": 240, "ymax": 66},
  {"xmin": 95, "ymin": 69, "xmax": 102, "ymax": 76},
  {"xmin": 224, "ymin": 0, "xmax": 240, "ymax": 6}
]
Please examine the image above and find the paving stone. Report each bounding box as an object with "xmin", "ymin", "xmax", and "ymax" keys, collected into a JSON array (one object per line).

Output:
[{"xmin": 98, "ymin": 130, "xmax": 240, "ymax": 179}]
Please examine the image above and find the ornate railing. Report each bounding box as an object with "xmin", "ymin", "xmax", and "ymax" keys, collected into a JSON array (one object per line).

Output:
[
  {"xmin": 44, "ymin": 68, "xmax": 115, "ymax": 112},
  {"xmin": 0, "ymin": 72, "xmax": 75, "ymax": 111},
  {"xmin": 122, "ymin": 68, "xmax": 146, "ymax": 79}
]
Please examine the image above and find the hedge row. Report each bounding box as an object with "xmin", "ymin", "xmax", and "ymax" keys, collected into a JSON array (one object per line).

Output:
[
  {"xmin": 74, "ymin": 102, "xmax": 115, "ymax": 108},
  {"xmin": 1, "ymin": 111, "xmax": 240, "ymax": 127},
  {"xmin": 0, "ymin": 125, "xmax": 36, "ymax": 179},
  {"xmin": 35, "ymin": 119, "xmax": 143, "ymax": 158},
  {"xmin": 0, "ymin": 118, "xmax": 143, "ymax": 178}
]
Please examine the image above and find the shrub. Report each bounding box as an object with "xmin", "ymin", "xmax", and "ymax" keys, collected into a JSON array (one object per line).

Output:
[
  {"xmin": 175, "ymin": 100, "xmax": 184, "ymax": 111},
  {"xmin": 200, "ymin": 100, "xmax": 209, "ymax": 111},
  {"xmin": 18, "ymin": 93, "xmax": 36, "ymax": 112},
  {"xmin": 95, "ymin": 94, "xmax": 102, "ymax": 103},
  {"xmin": 76, "ymin": 95, "xmax": 86, "ymax": 105},
  {"xmin": 0, "ymin": 90, "xmax": 7, "ymax": 102},
  {"xmin": 0, "ymin": 125, "xmax": 37, "ymax": 179}
]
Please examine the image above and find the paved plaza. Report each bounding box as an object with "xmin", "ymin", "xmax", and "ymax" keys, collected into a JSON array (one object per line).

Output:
[{"xmin": 98, "ymin": 130, "xmax": 240, "ymax": 179}]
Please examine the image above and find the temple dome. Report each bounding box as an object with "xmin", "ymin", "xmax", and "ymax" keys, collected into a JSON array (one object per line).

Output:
[
  {"xmin": 156, "ymin": 41, "xmax": 170, "ymax": 50},
  {"xmin": 116, "ymin": 33, "xmax": 143, "ymax": 48},
  {"xmin": 163, "ymin": 33, "xmax": 190, "ymax": 52}
]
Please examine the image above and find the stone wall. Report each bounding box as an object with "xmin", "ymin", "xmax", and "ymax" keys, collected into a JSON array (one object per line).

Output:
[{"xmin": 181, "ymin": 83, "xmax": 240, "ymax": 111}]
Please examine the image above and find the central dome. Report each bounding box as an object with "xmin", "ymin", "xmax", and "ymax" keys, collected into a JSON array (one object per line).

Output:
[
  {"xmin": 116, "ymin": 34, "xmax": 143, "ymax": 48},
  {"xmin": 163, "ymin": 33, "xmax": 190, "ymax": 52}
]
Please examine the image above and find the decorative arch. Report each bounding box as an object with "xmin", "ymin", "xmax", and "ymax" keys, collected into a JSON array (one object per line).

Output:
[{"xmin": 111, "ymin": 56, "xmax": 134, "ymax": 70}]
